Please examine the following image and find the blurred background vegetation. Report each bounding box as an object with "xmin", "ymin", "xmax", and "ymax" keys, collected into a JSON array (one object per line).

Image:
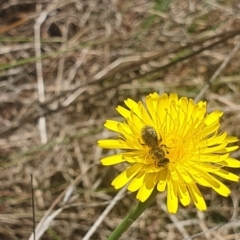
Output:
[{"xmin": 0, "ymin": 0, "xmax": 240, "ymax": 239}]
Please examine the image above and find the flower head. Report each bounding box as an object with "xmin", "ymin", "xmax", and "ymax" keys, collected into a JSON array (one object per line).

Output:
[{"xmin": 98, "ymin": 93, "xmax": 240, "ymax": 213}]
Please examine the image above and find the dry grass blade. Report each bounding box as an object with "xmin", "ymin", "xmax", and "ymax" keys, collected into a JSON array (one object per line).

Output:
[
  {"xmin": 28, "ymin": 208, "xmax": 63, "ymax": 240},
  {"xmin": 195, "ymin": 41, "xmax": 240, "ymax": 102},
  {"xmin": 82, "ymin": 187, "xmax": 126, "ymax": 240}
]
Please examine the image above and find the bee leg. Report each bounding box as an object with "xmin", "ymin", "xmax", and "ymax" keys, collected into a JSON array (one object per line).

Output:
[{"xmin": 159, "ymin": 143, "xmax": 169, "ymax": 154}]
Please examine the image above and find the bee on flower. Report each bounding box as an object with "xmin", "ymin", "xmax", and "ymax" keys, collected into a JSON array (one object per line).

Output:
[
  {"xmin": 140, "ymin": 125, "xmax": 169, "ymax": 167},
  {"xmin": 98, "ymin": 93, "xmax": 240, "ymax": 213}
]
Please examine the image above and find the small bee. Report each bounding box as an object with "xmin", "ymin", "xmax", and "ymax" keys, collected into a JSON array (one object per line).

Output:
[{"xmin": 141, "ymin": 126, "xmax": 169, "ymax": 167}]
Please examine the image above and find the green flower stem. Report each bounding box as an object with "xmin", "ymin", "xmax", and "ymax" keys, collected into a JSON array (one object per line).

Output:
[{"xmin": 107, "ymin": 187, "xmax": 159, "ymax": 240}]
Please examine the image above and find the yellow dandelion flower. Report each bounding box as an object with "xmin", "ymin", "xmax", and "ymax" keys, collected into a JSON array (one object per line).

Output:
[{"xmin": 98, "ymin": 93, "xmax": 240, "ymax": 213}]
